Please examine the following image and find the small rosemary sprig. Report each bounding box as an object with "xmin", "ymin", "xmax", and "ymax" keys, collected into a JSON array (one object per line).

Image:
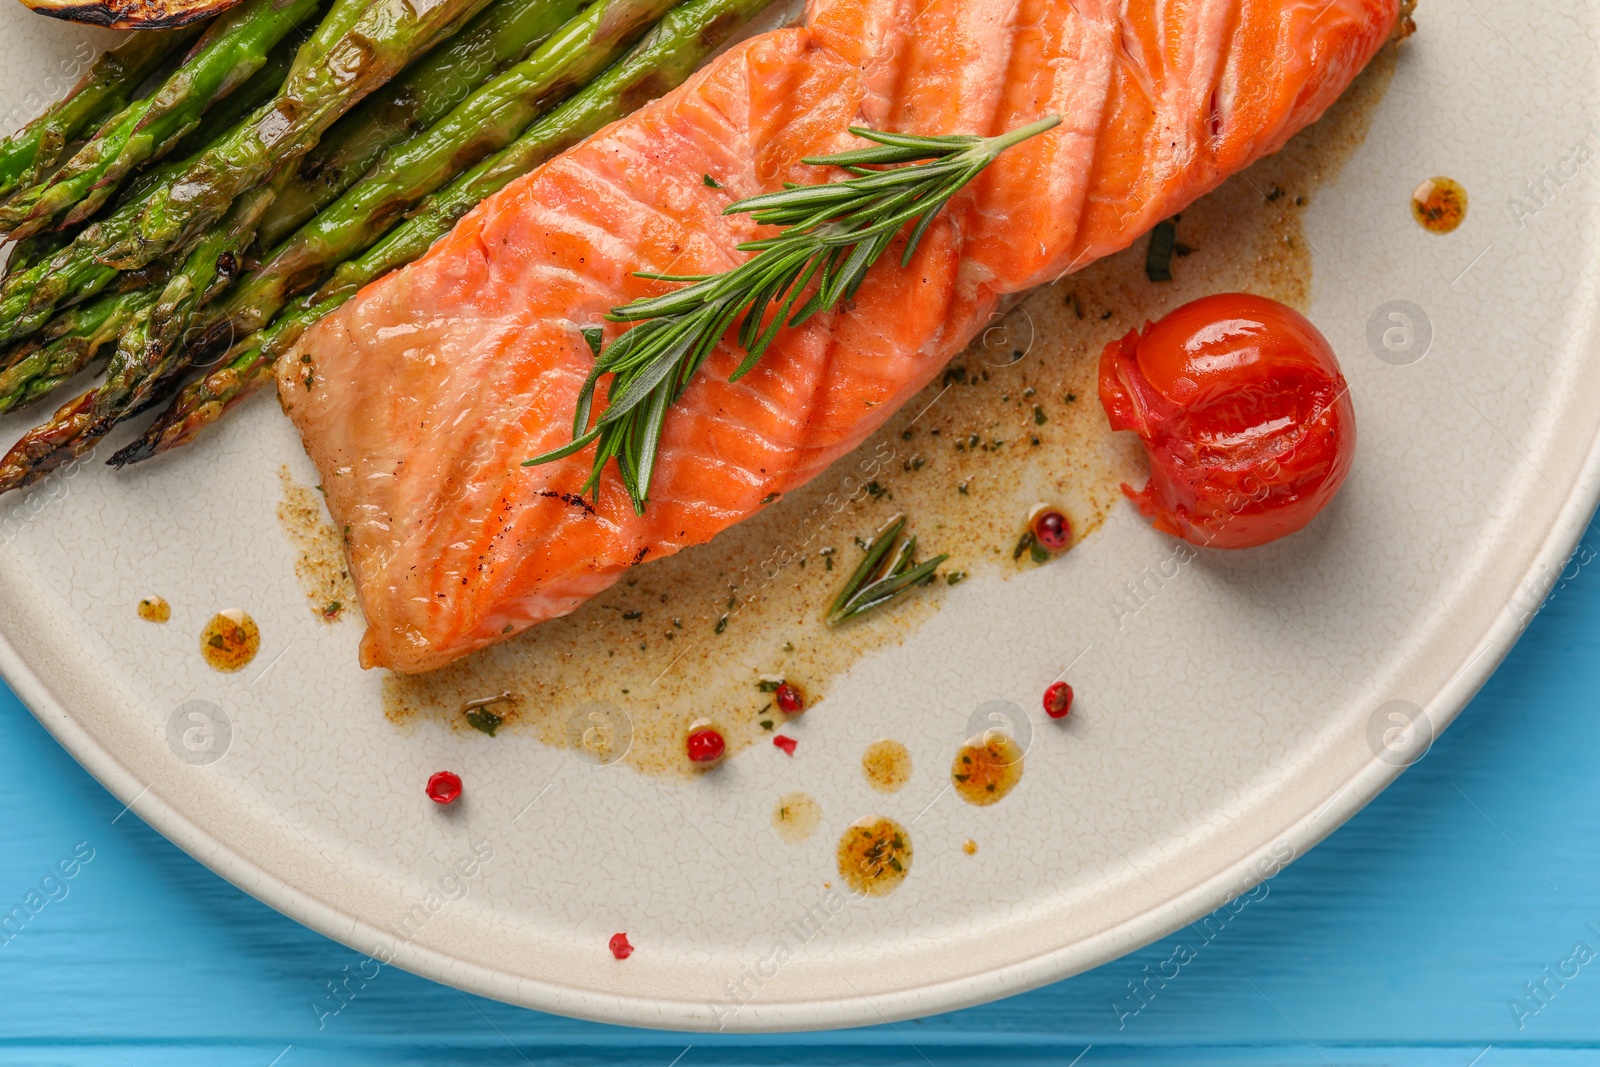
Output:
[
  {"xmin": 524, "ymin": 114, "xmax": 1062, "ymax": 512},
  {"xmin": 827, "ymin": 514, "xmax": 947, "ymax": 626}
]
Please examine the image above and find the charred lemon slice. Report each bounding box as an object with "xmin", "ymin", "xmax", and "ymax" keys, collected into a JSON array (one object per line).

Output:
[{"xmin": 20, "ymin": 0, "xmax": 240, "ymax": 30}]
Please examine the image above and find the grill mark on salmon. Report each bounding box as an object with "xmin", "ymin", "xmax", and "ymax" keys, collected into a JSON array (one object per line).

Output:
[{"xmin": 282, "ymin": 0, "xmax": 1400, "ymax": 673}]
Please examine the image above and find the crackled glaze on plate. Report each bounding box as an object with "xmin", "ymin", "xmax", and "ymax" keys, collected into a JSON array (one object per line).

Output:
[{"xmin": 0, "ymin": 1, "xmax": 1597, "ymax": 1033}]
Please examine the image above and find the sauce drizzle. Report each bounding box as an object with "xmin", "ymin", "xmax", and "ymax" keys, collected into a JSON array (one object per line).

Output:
[
  {"xmin": 1411, "ymin": 176, "xmax": 1467, "ymax": 234},
  {"xmin": 861, "ymin": 739, "xmax": 912, "ymax": 793},
  {"xmin": 836, "ymin": 815, "xmax": 912, "ymax": 896},
  {"xmin": 951, "ymin": 732, "xmax": 1025, "ymax": 806},
  {"xmin": 200, "ymin": 610, "xmax": 260, "ymax": 672},
  {"xmin": 773, "ymin": 791, "xmax": 821, "ymax": 843}
]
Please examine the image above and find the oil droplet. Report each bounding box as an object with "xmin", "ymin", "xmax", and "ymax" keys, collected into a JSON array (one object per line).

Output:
[
  {"xmin": 951, "ymin": 732, "xmax": 1024, "ymax": 806},
  {"xmin": 773, "ymin": 791, "xmax": 821, "ymax": 843},
  {"xmin": 861, "ymin": 739, "xmax": 912, "ymax": 793},
  {"xmin": 136, "ymin": 596, "xmax": 170, "ymax": 623},
  {"xmin": 200, "ymin": 610, "xmax": 260, "ymax": 672},
  {"xmin": 1411, "ymin": 176, "xmax": 1467, "ymax": 234},
  {"xmin": 836, "ymin": 815, "xmax": 912, "ymax": 896},
  {"xmin": 962, "ymin": 839, "xmax": 978, "ymax": 856}
]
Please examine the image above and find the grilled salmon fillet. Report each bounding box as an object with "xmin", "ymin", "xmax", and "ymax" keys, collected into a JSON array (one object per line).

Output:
[{"xmin": 281, "ymin": 0, "xmax": 1400, "ymax": 674}]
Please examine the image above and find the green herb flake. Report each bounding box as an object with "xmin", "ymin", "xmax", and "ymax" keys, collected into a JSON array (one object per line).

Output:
[
  {"xmin": 715, "ymin": 614, "xmax": 728, "ymax": 634},
  {"xmin": 1145, "ymin": 218, "xmax": 1177, "ymax": 282},
  {"xmin": 1013, "ymin": 530, "xmax": 1037, "ymax": 561},
  {"xmin": 465, "ymin": 708, "xmax": 503, "ymax": 737},
  {"xmin": 1033, "ymin": 405, "xmax": 1047, "ymax": 425},
  {"xmin": 703, "ymin": 173, "xmax": 722, "ymax": 188},
  {"xmin": 946, "ymin": 570, "xmax": 967, "ymax": 586},
  {"xmin": 757, "ymin": 679, "xmax": 783, "ymax": 692},
  {"xmin": 760, "ymin": 720, "xmax": 774, "ymax": 731},
  {"xmin": 622, "ymin": 609, "xmax": 642, "ymax": 620}
]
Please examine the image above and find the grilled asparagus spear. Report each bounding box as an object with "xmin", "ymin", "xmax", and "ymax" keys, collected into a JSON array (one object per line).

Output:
[
  {"xmin": 0, "ymin": 180, "xmax": 283, "ymax": 490},
  {"xmin": 0, "ymin": 24, "xmax": 200, "ymax": 203},
  {"xmin": 0, "ymin": 0, "xmax": 497, "ymax": 344},
  {"xmin": 0, "ymin": 40, "xmax": 290, "ymax": 322},
  {"xmin": 221, "ymin": 0, "xmax": 678, "ymax": 341},
  {"xmin": 257, "ymin": 0, "xmax": 586, "ymax": 248},
  {"xmin": 0, "ymin": 0, "xmax": 325, "ymax": 240},
  {"xmin": 0, "ymin": 286, "xmax": 162, "ymax": 415},
  {"xmin": 112, "ymin": 0, "xmax": 499, "ymax": 268},
  {"xmin": 114, "ymin": 0, "xmax": 777, "ymax": 466}
]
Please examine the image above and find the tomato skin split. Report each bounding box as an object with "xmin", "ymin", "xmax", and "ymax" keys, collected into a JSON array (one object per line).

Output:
[{"xmin": 1099, "ymin": 293, "xmax": 1356, "ymax": 550}]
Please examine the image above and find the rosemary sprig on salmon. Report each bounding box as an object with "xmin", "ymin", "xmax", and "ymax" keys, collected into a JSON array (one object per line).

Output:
[{"xmin": 524, "ymin": 114, "xmax": 1061, "ymax": 513}]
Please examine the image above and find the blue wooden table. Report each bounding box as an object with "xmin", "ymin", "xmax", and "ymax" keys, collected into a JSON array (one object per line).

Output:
[{"xmin": 4, "ymin": 522, "xmax": 1600, "ymax": 1066}]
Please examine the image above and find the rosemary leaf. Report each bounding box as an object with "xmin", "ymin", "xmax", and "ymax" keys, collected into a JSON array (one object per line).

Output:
[
  {"xmin": 827, "ymin": 513, "xmax": 947, "ymax": 626},
  {"xmin": 827, "ymin": 514, "xmax": 906, "ymax": 621}
]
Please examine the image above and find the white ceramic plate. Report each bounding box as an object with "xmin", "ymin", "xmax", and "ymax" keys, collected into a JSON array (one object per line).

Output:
[{"xmin": 2, "ymin": 0, "xmax": 1596, "ymax": 1033}]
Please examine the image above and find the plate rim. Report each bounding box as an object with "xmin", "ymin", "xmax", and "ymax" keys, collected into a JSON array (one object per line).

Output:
[
  {"xmin": 2, "ymin": 2, "xmax": 1594, "ymax": 1029},
  {"xmin": 4, "ymin": 402, "xmax": 1594, "ymax": 1033}
]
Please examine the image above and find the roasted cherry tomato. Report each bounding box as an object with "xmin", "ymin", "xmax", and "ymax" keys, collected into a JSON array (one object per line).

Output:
[{"xmin": 1098, "ymin": 293, "xmax": 1355, "ymax": 549}]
